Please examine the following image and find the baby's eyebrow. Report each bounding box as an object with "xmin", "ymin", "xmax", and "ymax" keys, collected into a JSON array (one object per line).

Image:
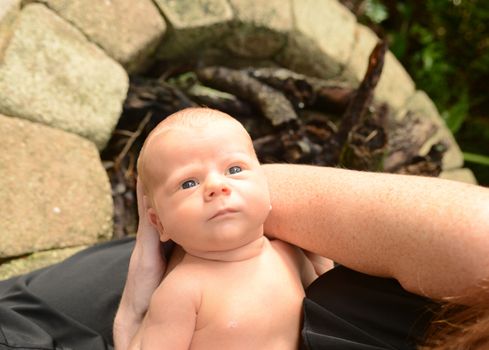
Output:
[
  {"xmin": 221, "ymin": 151, "xmax": 252, "ymax": 162},
  {"xmin": 167, "ymin": 164, "xmax": 199, "ymax": 183}
]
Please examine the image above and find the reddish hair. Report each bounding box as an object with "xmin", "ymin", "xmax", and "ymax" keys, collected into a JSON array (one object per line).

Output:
[{"xmin": 421, "ymin": 280, "xmax": 489, "ymax": 349}]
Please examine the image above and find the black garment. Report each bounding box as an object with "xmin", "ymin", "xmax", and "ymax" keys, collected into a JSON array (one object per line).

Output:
[
  {"xmin": 302, "ymin": 266, "xmax": 435, "ymax": 349},
  {"xmin": 0, "ymin": 238, "xmax": 132, "ymax": 350},
  {"xmin": 0, "ymin": 238, "xmax": 435, "ymax": 350}
]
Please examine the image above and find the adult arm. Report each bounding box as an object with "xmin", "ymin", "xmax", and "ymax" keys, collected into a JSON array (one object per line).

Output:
[
  {"xmin": 263, "ymin": 164, "xmax": 489, "ymax": 301},
  {"xmin": 113, "ymin": 180, "xmax": 166, "ymax": 350}
]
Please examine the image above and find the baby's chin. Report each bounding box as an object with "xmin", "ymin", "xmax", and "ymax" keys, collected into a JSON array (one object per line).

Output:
[{"xmin": 207, "ymin": 224, "xmax": 264, "ymax": 244}]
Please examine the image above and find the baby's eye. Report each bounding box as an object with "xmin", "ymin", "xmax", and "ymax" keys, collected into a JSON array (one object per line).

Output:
[
  {"xmin": 227, "ymin": 166, "xmax": 242, "ymax": 175},
  {"xmin": 181, "ymin": 179, "xmax": 198, "ymax": 189}
]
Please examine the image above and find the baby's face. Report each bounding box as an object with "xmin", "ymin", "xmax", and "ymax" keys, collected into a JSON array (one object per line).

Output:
[{"xmin": 145, "ymin": 119, "xmax": 271, "ymax": 255}]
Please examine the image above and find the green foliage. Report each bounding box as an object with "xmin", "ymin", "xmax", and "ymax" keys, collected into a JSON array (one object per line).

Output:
[
  {"xmin": 463, "ymin": 152, "xmax": 489, "ymax": 167},
  {"xmin": 442, "ymin": 90, "xmax": 469, "ymax": 134},
  {"xmin": 387, "ymin": 1, "xmax": 489, "ymax": 120},
  {"xmin": 352, "ymin": 0, "xmax": 489, "ymax": 184},
  {"xmin": 363, "ymin": 0, "xmax": 388, "ymax": 24}
]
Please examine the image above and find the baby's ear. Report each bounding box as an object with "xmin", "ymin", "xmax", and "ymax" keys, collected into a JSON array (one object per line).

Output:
[{"xmin": 147, "ymin": 208, "xmax": 170, "ymax": 242}]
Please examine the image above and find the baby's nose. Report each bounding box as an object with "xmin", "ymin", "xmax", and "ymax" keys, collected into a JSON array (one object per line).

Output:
[{"xmin": 204, "ymin": 176, "xmax": 231, "ymax": 201}]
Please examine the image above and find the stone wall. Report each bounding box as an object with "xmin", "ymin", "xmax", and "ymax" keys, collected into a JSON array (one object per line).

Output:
[{"xmin": 0, "ymin": 0, "xmax": 475, "ymax": 279}]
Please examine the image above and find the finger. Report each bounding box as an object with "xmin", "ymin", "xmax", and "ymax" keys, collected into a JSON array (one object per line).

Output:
[
  {"xmin": 136, "ymin": 177, "xmax": 144, "ymax": 202},
  {"xmin": 136, "ymin": 177, "xmax": 146, "ymax": 218},
  {"xmin": 143, "ymin": 195, "xmax": 149, "ymax": 211}
]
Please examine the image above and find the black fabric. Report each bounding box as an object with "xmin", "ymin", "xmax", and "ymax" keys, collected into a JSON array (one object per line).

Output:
[
  {"xmin": 0, "ymin": 238, "xmax": 435, "ymax": 350},
  {"xmin": 0, "ymin": 238, "xmax": 133, "ymax": 350},
  {"xmin": 301, "ymin": 266, "xmax": 436, "ymax": 350}
]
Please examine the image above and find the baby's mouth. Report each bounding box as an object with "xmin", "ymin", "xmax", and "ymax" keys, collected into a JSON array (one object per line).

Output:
[{"xmin": 209, "ymin": 208, "xmax": 238, "ymax": 220}]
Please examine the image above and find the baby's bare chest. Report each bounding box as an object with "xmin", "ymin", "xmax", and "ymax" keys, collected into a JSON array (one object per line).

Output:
[{"xmin": 192, "ymin": 248, "xmax": 304, "ymax": 345}]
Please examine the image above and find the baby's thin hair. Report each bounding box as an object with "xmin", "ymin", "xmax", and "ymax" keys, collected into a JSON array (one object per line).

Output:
[{"xmin": 160, "ymin": 107, "xmax": 237, "ymax": 129}]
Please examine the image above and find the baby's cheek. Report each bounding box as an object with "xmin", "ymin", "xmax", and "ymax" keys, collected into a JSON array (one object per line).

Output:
[{"xmin": 250, "ymin": 194, "xmax": 272, "ymax": 219}]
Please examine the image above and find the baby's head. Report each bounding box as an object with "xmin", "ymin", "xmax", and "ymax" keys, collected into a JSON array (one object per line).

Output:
[{"xmin": 137, "ymin": 107, "xmax": 271, "ymax": 255}]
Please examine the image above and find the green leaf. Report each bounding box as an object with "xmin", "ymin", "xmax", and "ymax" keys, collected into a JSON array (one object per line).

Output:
[
  {"xmin": 389, "ymin": 32, "xmax": 408, "ymax": 59},
  {"xmin": 463, "ymin": 152, "xmax": 489, "ymax": 166},
  {"xmin": 364, "ymin": 0, "xmax": 388, "ymax": 23},
  {"xmin": 442, "ymin": 92, "xmax": 469, "ymax": 134}
]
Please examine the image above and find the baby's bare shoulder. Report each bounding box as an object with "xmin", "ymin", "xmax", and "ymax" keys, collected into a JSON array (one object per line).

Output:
[
  {"xmin": 268, "ymin": 239, "xmax": 306, "ymax": 272},
  {"xmin": 154, "ymin": 258, "xmax": 203, "ymax": 300},
  {"xmin": 270, "ymin": 239, "xmax": 305, "ymax": 260},
  {"xmin": 148, "ymin": 266, "xmax": 202, "ymax": 325},
  {"xmin": 269, "ymin": 239, "xmax": 323, "ymax": 288}
]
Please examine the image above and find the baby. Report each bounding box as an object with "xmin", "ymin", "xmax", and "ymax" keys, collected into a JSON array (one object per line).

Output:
[{"xmin": 131, "ymin": 107, "xmax": 320, "ymax": 349}]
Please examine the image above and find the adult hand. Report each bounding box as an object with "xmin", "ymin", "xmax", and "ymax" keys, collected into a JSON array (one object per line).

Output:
[{"xmin": 114, "ymin": 178, "xmax": 167, "ymax": 350}]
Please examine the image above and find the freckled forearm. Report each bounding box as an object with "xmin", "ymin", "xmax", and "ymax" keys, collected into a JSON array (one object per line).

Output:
[{"xmin": 263, "ymin": 163, "xmax": 489, "ymax": 299}]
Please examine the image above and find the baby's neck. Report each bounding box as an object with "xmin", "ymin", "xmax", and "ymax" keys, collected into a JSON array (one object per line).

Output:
[{"xmin": 185, "ymin": 236, "xmax": 267, "ymax": 262}]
